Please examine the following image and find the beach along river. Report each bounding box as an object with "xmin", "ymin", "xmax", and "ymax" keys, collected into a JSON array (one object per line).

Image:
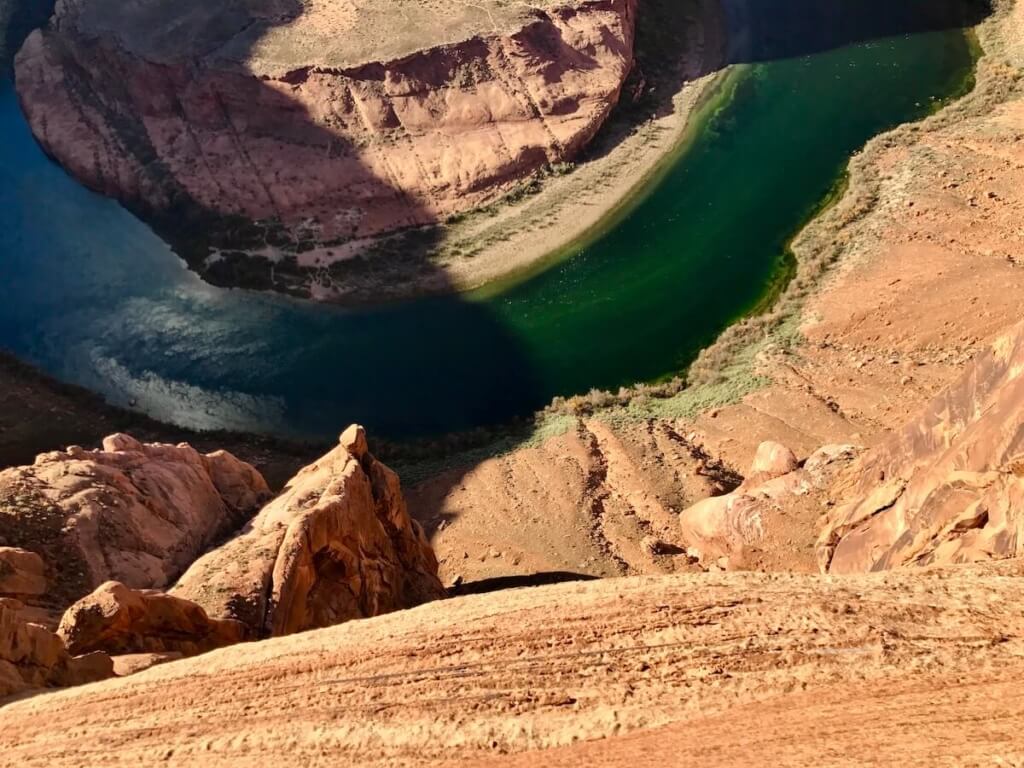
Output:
[{"xmin": 0, "ymin": 25, "xmax": 975, "ymax": 438}]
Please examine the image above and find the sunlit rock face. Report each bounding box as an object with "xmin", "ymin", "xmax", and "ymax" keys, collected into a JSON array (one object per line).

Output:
[
  {"xmin": 819, "ymin": 324, "xmax": 1024, "ymax": 573},
  {"xmin": 13, "ymin": 0, "xmax": 637, "ymax": 294},
  {"xmin": 0, "ymin": 434, "xmax": 271, "ymax": 619},
  {"xmin": 174, "ymin": 426, "xmax": 446, "ymax": 638}
]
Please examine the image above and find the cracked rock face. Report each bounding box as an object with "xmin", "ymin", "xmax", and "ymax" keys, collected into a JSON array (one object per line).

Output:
[
  {"xmin": 173, "ymin": 425, "xmax": 445, "ymax": 638},
  {"xmin": 819, "ymin": 323, "xmax": 1024, "ymax": 572},
  {"xmin": 0, "ymin": 434, "xmax": 271, "ymax": 619},
  {"xmin": 13, "ymin": 0, "xmax": 637, "ymax": 295}
]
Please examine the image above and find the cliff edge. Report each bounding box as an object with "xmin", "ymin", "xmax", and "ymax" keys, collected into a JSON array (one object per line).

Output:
[{"xmin": 14, "ymin": 0, "xmax": 637, "ymax": 296}]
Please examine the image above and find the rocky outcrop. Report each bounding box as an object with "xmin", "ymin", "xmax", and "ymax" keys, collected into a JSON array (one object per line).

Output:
[
  {"xmin": 57, "ymin": 581, "xmax": 246, "ymax": 657},
  {"xmin": 680, "ymin": 442, "xmax": 858, "ymax": 570},
  {"xmin": 174, "ymin": 425, "xmax": 445, "ymax": 638},
  {"xmin": 819, "ymin": 324, "xmax": 1024, "ymax": 573},
  {"xmin": 0, "ymin": 434, "xmax": 271, "ymax": 617},
  {"xmin": 0, "ymin": 598, "xmax": 112, "ymax": 700},
  {"xmin": 14, "ymin": 0, "xmax": 637, "ymax": 297}
]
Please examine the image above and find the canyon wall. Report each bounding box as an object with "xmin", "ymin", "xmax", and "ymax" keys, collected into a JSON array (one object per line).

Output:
[{"xmin": 14, "ymin": 0, "xmax": 637, "ymax": 295}]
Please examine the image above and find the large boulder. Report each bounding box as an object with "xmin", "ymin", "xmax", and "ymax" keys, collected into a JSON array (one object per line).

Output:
[
  {"xmin": 57, "ymin": 581, "xmax": 246, "ymax": 657},
  {"xmin": 819, "ymin": 325, "xmax": 1024, "ymax": 572},
  {"xmin": 0, "ymin": 548, "xmax": 46, "ymax": 597},
  {"xmin": 748, "ymin": 441, "xmax": 800, "ymax": 483},
  {"xmin": 174, "ymin": 426, "xmax": 445, "ymax": 637},
  {"xmin": 0, "ymin": 434, "xmax": 271, "ymax": 617},
  {"xmin": 680, "ymin": 442, "xmax": 858, "ymax": 570},
  {"xmin": 0, "ymin": 599, "xmax": 112, "ymax": 700}
]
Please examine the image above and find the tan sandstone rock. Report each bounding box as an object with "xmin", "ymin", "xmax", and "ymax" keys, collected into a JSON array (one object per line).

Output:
[
  {"xmin": 0, "ymin": 547, "xmax": 46, "ymax": 597},
  {"xmin": 174, "ymin": 425, "xmax": 445, "ymax": 638},
  {"xmin": 819, "ymin": 324, "xmax": 1024, "ymax": 573},
  {"xmin": 14, "ymin": 0, "xmax": 637, "ymax": 297},
  {"xmin": 0, "ymin": 599, "xmax": 112, "ymax": 700},
  {"xmin": 680, "ymin": 443, "xmax": 858, "ymax": 570},
  {"xmin": 748, "ymin": 441, "xmax": 800, "ymax": 483},
  {"xmin": 0, "ymin": 434, "xmax": 271, "ymax": 617},
  {"xmin": 57, "ymin": 581, "xmax": 246, "ymax": 657}
]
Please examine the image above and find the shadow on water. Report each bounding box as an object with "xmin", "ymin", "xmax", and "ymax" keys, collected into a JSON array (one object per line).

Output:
[
  {"xmin": 0, "ymin": 0, "xmax": 991, "ymax": 546},
  {"xmin": 715, "ymin": 0, "xmax": 991, "ymax": 64},
  {"xmin": 2, "ymin": 0, "xmax": 548, "ymax": 439}
]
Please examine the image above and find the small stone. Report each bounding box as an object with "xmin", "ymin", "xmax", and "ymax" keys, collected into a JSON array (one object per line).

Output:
[{"xmin": 339, "ymin": 424, "xmax": 369, "ymax": 460}]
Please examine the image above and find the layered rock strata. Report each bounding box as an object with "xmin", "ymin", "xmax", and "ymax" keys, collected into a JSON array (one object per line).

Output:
[
  {"xmin": 819, "ymin": 323, "xmax": 1024, "ymax": 572},
  {"xmin": 14, "ymin": 0, "xmax": 638, "ymax": 296},
  {"xmin": 4, "ymin": 563, "xmax": 1024, "ymax": 763}
]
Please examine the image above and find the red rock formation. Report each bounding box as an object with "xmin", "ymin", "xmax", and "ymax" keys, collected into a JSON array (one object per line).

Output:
[
  {"xmin": 680, "ymin": 442, "xmax": 858, "ymax": 569},
  {"xmin": 57, "ymin": 581, "xmax": 246, "ymax": 657},
  {"xmin": 0, "ymin": 598, "xmax": 112, "ymax": 700},
  {"xmin": 174, "ymin": 425, "xmax": 445, "ymax": 638},
  {"xmin": 819, "ymin": 324, "xmax": 1024, "ymax": 573},
  {"xmin": 14, "ymin": 0, "xmax": 637, "ymax": 295},
  {"xmin": 0, "ymin": 434, "xmax": 271, "ymax": 617}
]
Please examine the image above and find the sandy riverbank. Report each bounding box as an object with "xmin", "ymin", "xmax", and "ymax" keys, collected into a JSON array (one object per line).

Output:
[
  {"xmin": 432, "ymin": 72, "xmax": 731, "ymax": 298},
  {"xmin": 401, "ymin": 2, "xmax": 1024, "ymax": 585},
  {"xmin": 291, "ymin": 0, "xmax": 731, "ymax": 302}
]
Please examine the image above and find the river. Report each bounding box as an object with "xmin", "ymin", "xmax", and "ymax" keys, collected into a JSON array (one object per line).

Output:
[{"xmin": 0, "ymin": 22, "xmax": 975, "ymax": 438}]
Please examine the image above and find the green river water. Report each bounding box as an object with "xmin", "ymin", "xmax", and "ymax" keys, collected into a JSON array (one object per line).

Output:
[{"xmin": 0, "ymin": 18, "xmax": 977, "ymax": 438}]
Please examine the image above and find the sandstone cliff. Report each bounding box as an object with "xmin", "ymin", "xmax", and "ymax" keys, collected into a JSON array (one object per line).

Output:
[
  {"xmin": 819, "ymin": 322, "xmax": 1024, "ymax": 573},
  {"xmin": 14, "ymin": 0, "xmax": 637, "ymax": 296},
  {"xmin": 0, "ymin": 434, "xmax": 271, "ymax": 620},
  {"xmin": 174, "ymin": 425, "xmax": 445, "ymax": 638}
]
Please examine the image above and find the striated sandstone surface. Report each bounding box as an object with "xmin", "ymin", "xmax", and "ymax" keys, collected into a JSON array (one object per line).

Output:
[
  {"xmin": 3, "ymin": 563, "xmax": 1024, "ymax": 763},
  {"xmin": 819, "ymin": 322, "xmax": 1024, "ymax": 572},
  {"xmin": 408, "ymin": 418, "xmax": 739, "ymax": 586},
  {"xmin": 14, "ymin": 0, "xmax": 637, "ymax": 296},
  {"xmin": 57, "ymin": 581, "xmax": 246, "ymax": 657},
  {"xmin": 174, "ymin": 425, "xmax": 444, "ymax": 638},
  {"xmin": 0, "ymin": 433, "xmax": 271, "ymax": 621}
]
